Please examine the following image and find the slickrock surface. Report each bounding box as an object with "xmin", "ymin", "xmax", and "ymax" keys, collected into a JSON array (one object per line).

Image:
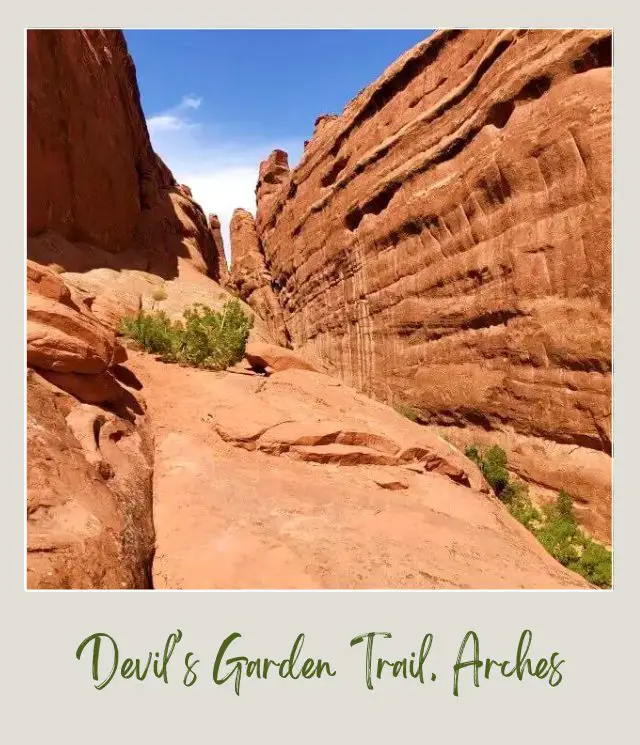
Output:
[
  {"xmin": 27, "ymin": 30, "xmax": 219, "ymax": 279},
  {"xmin": 254, "ymin": 29, "xmax": 612, "ymax": 540},
  {"xmin": 127, "ymin": 350, "xmax": 588, "ymax": 589},
  {"xmin": 229, "ymin": 208, "xmax": 289, "ymax": 346}
]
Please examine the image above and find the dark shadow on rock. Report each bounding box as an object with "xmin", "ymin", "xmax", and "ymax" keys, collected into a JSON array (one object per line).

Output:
[
  {"xmin": 112, "ymin": 364, "xmax": 144, "ymax": 390},
  {"xmin": 109, "ymin": 386, "xmax": 145, "ymax": 423}
]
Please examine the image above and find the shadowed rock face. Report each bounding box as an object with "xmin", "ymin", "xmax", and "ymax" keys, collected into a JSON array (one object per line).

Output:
[
  {"xmin": 253, "ymin": 29, "xmax": 612, "ymax": 541},
  {"xmin": 27, "ymin": 30, "xmax": 219, "ymax": 279}
]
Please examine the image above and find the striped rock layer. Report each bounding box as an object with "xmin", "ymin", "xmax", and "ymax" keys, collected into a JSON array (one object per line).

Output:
[{"xmin": 252, "ymin": 29, "xmax": 612, "ymax": 540}]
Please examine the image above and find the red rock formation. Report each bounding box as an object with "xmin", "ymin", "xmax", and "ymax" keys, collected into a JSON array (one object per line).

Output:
[
  {"xmin": 208, "ymin": 213, "xmax": 230, "ymax": 284},
  {"xmin": 244, "ymin": 341, "xmax": 325, "ymax": 374},
  {"xmin": 254, "ymin": 29, "xmax": 612, "ymax": 541},
  {"xmin": 256, "ymin": 149, "xmax": 290, "ymax": 234},
  {"xmin": 229, "ymin": 208, "xmax": 289, "ymax": 346},
  {"xmin": 26, "ymin": 260, "xmax": 156, "ymax": 588},
  {"xmin": 27, "ymin": 370, "xmax": 154, "ymax": 589},
  {"xmin": 27, "ymin": 30, "xmax": 219, "ymax": 280},
  {"xmin": 27, "ymin": 261, "xmax": 125, "ymax": 373}
]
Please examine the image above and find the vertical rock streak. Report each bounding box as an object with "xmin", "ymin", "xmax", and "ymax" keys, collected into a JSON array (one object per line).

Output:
[{"xmin": 252, "ymin": 29, "xmax": 612, "ymax": 539}]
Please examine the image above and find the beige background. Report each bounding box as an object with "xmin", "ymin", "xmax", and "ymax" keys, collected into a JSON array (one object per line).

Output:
[{"xmin": 5, "ymin": 1, "xmax": 637, "ymax": 742}]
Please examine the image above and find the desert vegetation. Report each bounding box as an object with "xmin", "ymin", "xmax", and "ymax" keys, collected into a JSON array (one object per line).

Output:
[
  {"xmin": 465, "ymin": 445, "xmax": 612, "ymax": 588},
  {"xmin": 394, "ymin": 402, "xmax": 421, "ymax": 423},
  {"xmin": 120, "ymin": 299, "xmax": 253, "ymax": 371}
]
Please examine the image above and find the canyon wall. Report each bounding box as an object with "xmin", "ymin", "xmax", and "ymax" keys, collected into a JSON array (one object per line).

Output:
[
  {"xmin": 26, "ymin": 29, "xmax": 221, "ymax": 588},
  {"xmin": 27, "ymin": 29, "xmax": 225, "ymax": 279},
  {"xmin": 253, "ymin": 29, "xmax": 612, "ymax": 540}
]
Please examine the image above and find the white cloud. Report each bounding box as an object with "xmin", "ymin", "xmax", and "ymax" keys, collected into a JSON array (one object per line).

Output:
[
  {"xmin": 146, "ymin": 96, "xmax": 304, "ymax": 262},
  {"xmin": 147, "ymin": 114, "xmax": 191, "ymax": 133},
  {"xmin": 181, "ymin": 95, "xmax": 202, "ymax": 110},
  {"xmin": 147, "ymin": 95, "xmax": 203, "ymax": 135}
]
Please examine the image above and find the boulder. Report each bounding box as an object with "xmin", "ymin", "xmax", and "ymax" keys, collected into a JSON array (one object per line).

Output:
[
  {"xmin": 245, "ymin": 341, "xmax": 323, "ymax": 374},
  {"xmin": 27, "ymin": 291, "xmax": 117, "ymax": 373}
]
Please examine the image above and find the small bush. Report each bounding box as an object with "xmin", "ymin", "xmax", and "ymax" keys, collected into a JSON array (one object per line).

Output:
[
  {"xmin": 465, "ymin": 444, "xmax": 612, "ymax": 588},
  {"xmin": 569, "ymin": 541, "xmax": 612, "ymax": 589},
  {"xmin": 466, "ymin": 444, "xmax": 510, "ymax": 495},
  {"xmin": 120, "ymin": 309, "xmax": 179, "ymax": 357},
  {"xmin": 555, "ymin": 489, "xmax": 575, "ymax": 521},
  {"xmin": 395, "ymin": 403, "xmax": 420, "ymax": 422},
  {"xmin": 503, "ymin": 480, "xmax": 542, "ymax": 531},
  {"xmin": 151, "ymin": 286, "xmax": 168, "ymax": 302},
  {"xmin": 536, "ymin": 515, "xmax": 584, "ymax": 567},
  {"xmin": 120, "ymin": 299, "xmax": 253, "ymax": 371}
]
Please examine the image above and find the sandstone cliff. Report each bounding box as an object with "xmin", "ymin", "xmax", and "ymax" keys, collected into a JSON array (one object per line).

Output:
[
  {"xmin": 27, "ymin": 30, "xmax": 222, "ymax": 280},
  {"xmin": 252, "ymin": 29, "xmax": 612, "ymax": 541}
]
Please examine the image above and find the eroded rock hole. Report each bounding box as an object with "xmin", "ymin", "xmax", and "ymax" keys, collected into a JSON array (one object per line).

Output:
[
  {"xmin": 321, "ymin": 157, "xmax": 349, "ymax": 187},
  {"xmin": 345, "ymin": 182, "xmax": 401, "ymax": 231},
  {"xmin": 572, "ymin": 35, "xmax": 612, "ymax": 73},
  {"xmin": 516, "ymin": 75, "xmax": 552, "ymax": 101},
  {"xmin": 487, "ymin": 100, "xmax": 515, "ymax": 129}
]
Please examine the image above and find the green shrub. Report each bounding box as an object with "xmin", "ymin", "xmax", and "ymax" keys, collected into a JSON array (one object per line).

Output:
[
  {"xmin": 536, "ymin": 515, "xmax": 584, "ymax": 567},
  {"xmin": 465, "ymin": 444, "xmax": 509, "ymax": 495},
  {"xmin": 502, "ymin": 481, "xmax": 542, "ymax": 531},
  {"xmin": 394, "ymin": 403, "xmax": 420, "ymax": 422},
  {"xmin": 120, "ymin": 309, "xmax": 179, "ymax": 358},
  {"xmin": 568, "ymin": 540, "xmax": 612, "ymax": 589},
  {"xmin": 555, "ymin": 489, "xmax": 575, "ymax": 521},
  {"xmin": 465, "ymin": 444, "xmax": 612, "ymax": 588},
  {"xmin": 120, "ymin": 300, "xmax": 253, "ymax": 371}
]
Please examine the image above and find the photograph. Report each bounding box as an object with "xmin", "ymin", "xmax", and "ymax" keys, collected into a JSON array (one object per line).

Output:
[{"xmin": 26, "ymin": 27, "xmax": 612, "ymax": 590}]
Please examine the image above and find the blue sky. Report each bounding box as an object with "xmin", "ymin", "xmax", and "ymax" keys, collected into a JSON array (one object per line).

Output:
[{"xmin": 124, "ymin": 30, "xmax": 432, "ymax": 253}]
